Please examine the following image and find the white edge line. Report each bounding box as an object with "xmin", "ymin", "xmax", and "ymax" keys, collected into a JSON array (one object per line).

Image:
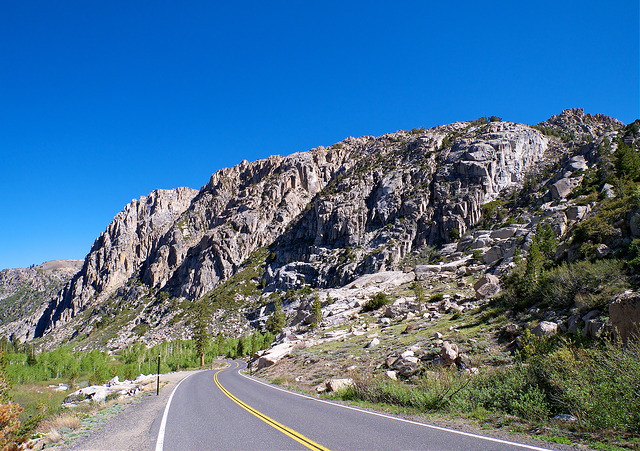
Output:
[
  {"xmin": 154, "ymin": 371, "xmax": 199, "ymax": 451},
  {"xmin": 237, "ymin": 367, "xmax": 554, "ymax": 451}
]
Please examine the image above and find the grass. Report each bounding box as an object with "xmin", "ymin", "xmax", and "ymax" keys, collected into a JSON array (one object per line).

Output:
[{"xmin": 332, "ymin": 338, "xmax": 640, "ymax": 449}]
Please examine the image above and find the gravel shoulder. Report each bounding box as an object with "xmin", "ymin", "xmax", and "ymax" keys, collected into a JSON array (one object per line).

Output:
[{"xmin": 52, "ymin": 370, "xmax": 200, "ymax": 451}]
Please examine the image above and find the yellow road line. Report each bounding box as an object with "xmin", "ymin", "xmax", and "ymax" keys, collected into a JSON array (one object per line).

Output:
[{"xmin": 214, "ymin": 363, "xmax": 331, "ymax": 451}]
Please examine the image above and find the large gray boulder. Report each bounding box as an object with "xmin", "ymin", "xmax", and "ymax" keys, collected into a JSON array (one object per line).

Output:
[
  {"xmin": 610, "ymin": 291, "xmax": 640, "ymax": 343},
  {"xmin": 551, "ymin": 178, "xmax": 580, "ymax": 199},
  {"xmin": 473, "ymin": 274, "xmax": 501, "ymax": 299}
]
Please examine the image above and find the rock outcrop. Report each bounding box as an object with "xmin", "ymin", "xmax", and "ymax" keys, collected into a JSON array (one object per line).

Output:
[
  {"xmin": 265, "ymin": 121, "xmax": 548, "ymax": 289},
  {"xmin": 0, "ymin": 260, "xmax": 82, "ymax": 341},
  {"xmin": 34, "ymin": 188, "xmax": 198, "ymax": 337}
]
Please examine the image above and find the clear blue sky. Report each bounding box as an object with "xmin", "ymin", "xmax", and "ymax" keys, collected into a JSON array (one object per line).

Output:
[{"xmin": 1, "ymin": 1, "xmax": 638, "ymax": 269}]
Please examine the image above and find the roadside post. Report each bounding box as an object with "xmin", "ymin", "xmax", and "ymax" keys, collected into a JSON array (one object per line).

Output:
[{"xmin": 156, "ymin": 353, "xmax": 161, "ymax": 395}]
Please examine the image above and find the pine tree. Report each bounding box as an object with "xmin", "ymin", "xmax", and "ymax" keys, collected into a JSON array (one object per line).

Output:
[
  {"xmin": 266, "ymin": 299, "xmax": 286, "ymax": 334},
  {"xmin": 193, "ymin": 306, "xmax": 210, "ymax": 367},
  {"xmin": 311, "ymin": 297, "xmax": 322, "ymax": 328},
  {"xmin": 412, "ymin": 281, "xmax": 425, "ymax": 311}
]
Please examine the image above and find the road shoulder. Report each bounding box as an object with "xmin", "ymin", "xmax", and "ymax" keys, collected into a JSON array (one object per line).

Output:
[{"xmin": 51, "ymin": 370, "xmax": 198, "ymax": 451}]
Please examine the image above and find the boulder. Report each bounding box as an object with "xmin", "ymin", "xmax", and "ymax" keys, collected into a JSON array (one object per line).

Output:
[
  {"xmin": 400, "ymin": 350, "xmax": 415, "ymax": 359},
  {"xmin": 325, "ymin": 378, "xmax": 354, "ymax": 392},
  {"xmin": 553, "ymin": 414, "xmax": 578, "ymax": 424},
  {"xmin": 490, "ymin": 227, "xmax": 518, "ymax": 240},
  {"xmin": 256, "ymin": 342, "xmax": 297, "ymax": 370},
  {"xmin": 440, "ymin": 342, "xmax": 459, "ymax": 365},
  {"xmin": 482, "ymin": 246, "xmax": 504, "ymax": 265},
  {"xmin": 595, "ymin": 244, "xmax": 610, "ymax": 258},
  {"xmin": 455, "ymin": 353, "xmax": 471, "ymax": 369},
  {"xmin": 385, "ymin": 355, "xmax": 399, "ymax": 368},
  {"xmin": 347, "ymin": 271, "xmax": 415, "ymax": 289},
  {"xmin": 567, "ymin": 314, "xmax": 582, "ymax": 334},
  {"xmin": 392, "ymin": 356, "xmax": 421, "ymax": 377},
  {"xmin": 385, "ymin": 370, "xmax": 398, "ymax": 380},
  {"xmin": 583, "ymin": 319, "xmax": 606, "ymax": 338},
  {"xmin": 568, "ymin": 155, "xmax": 588, "ymax": 171},
  {"xmin": 365, "ymin": 337, "xmax": 380, "ymax": 348},
  {"xmin": 566, "ymin": 205, "xmax": 589, "ymax": 222},
  {"xmin": 473, "ymin": 274, "xmax": 501, "ymax": 299},
  {"xmin": 531, "ymin": 321, "xmax": 558, "ymax": 337},
  {"xmin": 64, "ymin": 385, "xmax": 109, "ymax": 404},
  {"xmin": 610, "ymin": 291, "xmax": 640, "ymax": 343},
  {"xmin": 551, "ymin": 178, "xmax": 580, "ymax": 199},
  {"xmin": 601, "ymin": 183, "xmax": 616, "ymax": 198}
]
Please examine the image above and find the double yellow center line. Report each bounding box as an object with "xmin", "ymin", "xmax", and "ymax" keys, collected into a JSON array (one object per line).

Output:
[{"xmin": 214, "ymin": 363, "xmax": 331, "ymax": 451}]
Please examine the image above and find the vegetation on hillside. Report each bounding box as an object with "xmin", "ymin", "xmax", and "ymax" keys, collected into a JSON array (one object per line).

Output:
[{"xmin": 338, "ymin": 337, "xmax": 640, "ymax": 447}]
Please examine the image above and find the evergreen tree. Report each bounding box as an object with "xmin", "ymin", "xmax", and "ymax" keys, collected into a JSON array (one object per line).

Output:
[
  {"xmin": 266, "ymin": 299, "xmax": 286, "ymax": 334},
  {"xmin": 412, "ymin": 281, "xmax": 425, "ymax": 310},
  {"xmin": 614, "ymin": 142, "xmax": 640, "ymax": 181},
  {"xmin": 251, "ymin": 333, "xmax": 258, "ymax": 356},
  {"xmin": 311, "ymin": 297, "xmax": 322, "ymax": 328},
  {"xmin": 236, "ymin": 338, "xmax": 245, "ymax": 357},
  {"xmin": 193, "ymin": 306, "xmax": 210, "ymax": 367}
]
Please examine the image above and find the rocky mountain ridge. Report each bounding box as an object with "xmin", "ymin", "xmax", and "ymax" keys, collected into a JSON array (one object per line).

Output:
[
  {"xmin": 1, "ymin": 108, "xmax": 634, "ymax": 349},
  {"xmin": 0, "ymin": 260, "xmax": 82, "ymax": 341}
]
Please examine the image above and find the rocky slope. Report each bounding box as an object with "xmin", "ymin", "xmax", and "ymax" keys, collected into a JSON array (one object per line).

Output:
[
  {"xmin": 1, "ymin": 108, "xmax": 634, "ymax": 349},
  {"xmin": 0, "ymin": 260, "xmax": 82, "ymax": 342}
]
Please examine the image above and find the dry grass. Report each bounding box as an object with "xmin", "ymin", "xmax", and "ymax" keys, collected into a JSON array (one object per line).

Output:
[
  {"xmin": 44, "ymin": 428, "xmax": 62, "ymax": 444},
  {"xmin": 37, "ymin": 412, "xmax": 81, "ymax": 434}
]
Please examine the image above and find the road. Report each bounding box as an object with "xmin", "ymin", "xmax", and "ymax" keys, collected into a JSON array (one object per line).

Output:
[{"xmin": 157, "ymin": 361, "xmax": 557, "ymax": 451}]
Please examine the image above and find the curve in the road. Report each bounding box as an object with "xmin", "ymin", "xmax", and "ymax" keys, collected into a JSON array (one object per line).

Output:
[
  {"xmin": 156, "ymin": 360, "xmax": 558, "ymax": 451},
  {"xmin": 235, "ymin": 363, "xmax": 554, "ymax": 451},
  {"xmin": 214, "ymin": 362, "xmax": 330, "ymax": 451}
]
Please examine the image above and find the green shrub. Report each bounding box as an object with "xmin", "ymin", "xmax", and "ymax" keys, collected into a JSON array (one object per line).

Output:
[
  {"xmin": 538, "ymin": 259, "xmax": 628, "ymax": 311},
  {"xmin": 362, "ymin": 293, "xmax": 389, "ymax": 312}
]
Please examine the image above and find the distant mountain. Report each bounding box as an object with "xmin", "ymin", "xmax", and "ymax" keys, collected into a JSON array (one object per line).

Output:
[
  {"xmin": 0, "ymin": 260, "xmax": 82, "ymax": 341},
  {"xmin": 2, "ymin": 108, "xmax": 636, "ymax": 349}
]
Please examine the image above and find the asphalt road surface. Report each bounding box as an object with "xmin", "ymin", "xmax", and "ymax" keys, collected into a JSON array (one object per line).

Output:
[{"xmin": 157, "ymin": 361, "xmax": 557, "ymax": 451}]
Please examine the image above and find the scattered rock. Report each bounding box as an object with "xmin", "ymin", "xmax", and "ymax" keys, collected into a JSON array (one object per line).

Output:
[
  {"xmin": 385, "ymin": 370, "xmax": 398, "ymax": 380},
  {"xmin": 440, "ymin": 341, "xmax": 459, "ymax": 366},
  {"xmin": 365, "ymin": 337, "xmax": 380, "ymax": 348},
  {"xmin": 256, "ymin": 342, "xmax": 297, "ymax": 370},
  {"xmin": 401, "ymin": 323, "xmax": 416, "ymax": 334},
  {"xmin": 583, "ymin": 319, "xmax": 606, "ymax": 337},
  {"xmin": 601, "ymin": 183, "xmax": 616, "ymax": 198},
  {"xmin": 553, "ymin": 414, "xmax": 578, "ymax": 424},
  {"xmin": 551, "ymin": 178, "xmax": 580, "ymax": 199},
  {"xmin": 531, "ymin": 321, "xmax": 558, "ymax": 337},
  {"xmin": 325, "ymin": 378, "xmax": 354, "ymax": 392},
  {"xmin": 473, "ymin": 274, "xmax": 501, "ymax": 299}
]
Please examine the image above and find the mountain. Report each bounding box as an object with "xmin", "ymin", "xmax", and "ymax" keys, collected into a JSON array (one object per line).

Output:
[
  {"xmin": 0, "ymin": 260, "xmax": 83, "ymax": 341},
  {"xmin": 1, "ymin": 108, "xmax": 636, "ymax": 349}
]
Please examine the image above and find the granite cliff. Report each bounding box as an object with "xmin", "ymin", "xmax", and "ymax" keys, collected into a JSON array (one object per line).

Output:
[{"xmin": 1, "ymin": 108, "xmax": 632, "ymax": 348}]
